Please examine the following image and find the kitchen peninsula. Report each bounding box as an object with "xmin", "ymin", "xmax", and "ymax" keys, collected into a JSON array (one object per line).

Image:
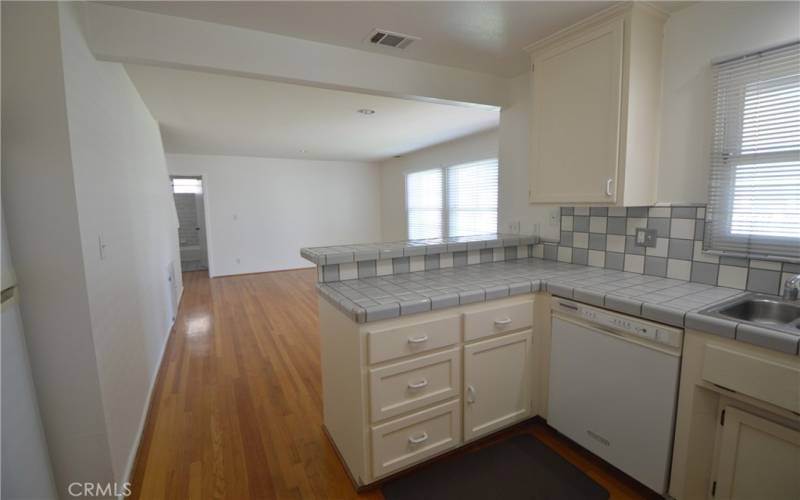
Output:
[{"xmin": 301, "ymin": 234, "xmax": 800, "ymax": 495}]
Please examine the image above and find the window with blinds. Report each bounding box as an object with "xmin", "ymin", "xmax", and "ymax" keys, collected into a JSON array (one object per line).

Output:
[
  {"xmin": 706, "ymin": 41, "xmax": 800, "ymax": 260},
  {"xmin": 406, "ymin": 168, "xmax": 444, "ymax": 240},
  {"xmin": 405, "ymin": 159, "xmax": 498, "ymax": 239},
  {"xmin": 447, "ymin": 160, "xmax": 499, "ymax": 237}
]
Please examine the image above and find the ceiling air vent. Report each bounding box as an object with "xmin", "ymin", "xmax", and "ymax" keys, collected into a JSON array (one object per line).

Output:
[{"xmin": 365, "ymin": 29, "xmax": 419, "ymax": 50}]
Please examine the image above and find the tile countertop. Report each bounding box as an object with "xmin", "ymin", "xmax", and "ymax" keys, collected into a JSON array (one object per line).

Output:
[
  {"xmin": 300, "ymin": 233, "xmax": 539, "ymax": 265},
  {"xmin": 317, "ymin": 257, "xmax": 799, "ymax": 356}
]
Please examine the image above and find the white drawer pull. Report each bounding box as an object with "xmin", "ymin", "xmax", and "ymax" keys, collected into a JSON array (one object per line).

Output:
[
  {"xmin": 494, "ymin": 317, "xmax": 512, "ymax": 326},
  {"xmin": 408, "ymin": 432, "xmax": 429, "ymax": 445},
  {"xmin": 407, "ymin": 334, "xmax": 429, "ymax": 344},
  {"xmin": 467, "ymin": 385, "xmax": 476, "ymax": 404},
  {"xmin": 407, "ymin": 378, "xmax": 429, "ymax": 390}
]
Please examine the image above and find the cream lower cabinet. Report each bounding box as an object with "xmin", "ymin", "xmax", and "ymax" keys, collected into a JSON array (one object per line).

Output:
[
  {"xmin": 711, "ymin": 407, "xmax": 800, "ymax": 500},
  {"xmin": 464, "ymin": 330, "xmax": 533, "ymax": 441},
  {"xmin": 319, "ymin": 295, "xmax": 536, "ymax": 486},
  {"xmin": 669, "ymin": 330, "xmax": 800, "ymax": 500}
]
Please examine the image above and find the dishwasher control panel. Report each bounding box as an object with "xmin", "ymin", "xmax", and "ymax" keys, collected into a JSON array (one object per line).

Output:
[{"xmin": 554, "ymin": 300, "xmax": 683, "ymax": 349}]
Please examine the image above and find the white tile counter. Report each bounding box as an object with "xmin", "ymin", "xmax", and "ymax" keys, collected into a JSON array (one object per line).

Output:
[{"xmin": 316, "ymin": 257, "xmax": 799, "ymax": 355}]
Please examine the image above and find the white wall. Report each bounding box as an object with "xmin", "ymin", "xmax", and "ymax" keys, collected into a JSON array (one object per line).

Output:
[
  {"xmin": 2, "ymin": 2, "xmax": 113, "ymax": 492},
  {"xmin": 2, "ymin": 2, "xmax": 182, "ymax": 494},
  {"xmin": 497, "ymin": 73, "xmax": 561, "ymax": 240},
  {"xmin": 58, "ymin": 1, "xmax": 183, "ymax": 484},
  {"xmin": 656, "ymin": 1, "xmax": 800, "ymax": 204},
  {"xmin": 380, "ymin": 74, "xmax": 559, "ymax": 242},
  {"xmin": 379, "ymin": 129, "xmax": 500, "ymax": 241},
  {"xmin": 168, "ymin": 154, "xmax": 382, "ymax": 276}
]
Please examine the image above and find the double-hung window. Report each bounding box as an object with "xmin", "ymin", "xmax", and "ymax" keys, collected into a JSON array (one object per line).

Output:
[
  {"xmin": 706, "ymin": 41, "xmax": 800, "ymax": 260},
  {"xmin": 405, "ymin": 159, "xmax": 498, "ymax": 239}
]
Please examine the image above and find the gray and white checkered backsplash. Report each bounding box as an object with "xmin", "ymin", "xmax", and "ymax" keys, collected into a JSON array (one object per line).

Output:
[
  {"xmin": 543, "ymin": 206, "xmax": 798, "ymax": 295},
  {"xmin": 316, "ymin": 206, "xmax": 797, "ymax": 296}
]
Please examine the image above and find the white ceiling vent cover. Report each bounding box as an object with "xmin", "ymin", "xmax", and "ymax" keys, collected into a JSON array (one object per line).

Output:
[{"xmin": 365, "ymin": 29, "xmax": 419, "ymax": 50}]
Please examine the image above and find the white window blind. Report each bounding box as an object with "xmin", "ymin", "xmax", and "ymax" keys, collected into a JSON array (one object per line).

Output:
[
  {"xmin": 405, "ymin": 159, "xmax": 498, "ymax": 239},
  {"xmin": 447, "ymin": 159, "xmax": 498, "ymax": 237},
  {"xmin": 406, "ymin": 168, "xmax": 443, "ymax": 240},
  {"xmin": 172, "ymin": 178, "xmax": 202, "ymax": 194},
  {"xmin": 706, "ymin": 41, "xmax": 800, "ymax": 260}
]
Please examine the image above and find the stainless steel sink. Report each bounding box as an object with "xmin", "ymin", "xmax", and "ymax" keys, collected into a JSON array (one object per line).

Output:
[
  {"xmin": 719, "ymin": 299, "xmax": 800, "ymax": 324},
  {"xmin": 701, "ymin": 294, "xmax": 800, "ymax": 335}
]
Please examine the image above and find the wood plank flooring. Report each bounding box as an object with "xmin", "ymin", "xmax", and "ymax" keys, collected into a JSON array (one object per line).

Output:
[{"xmin": 129, "ymin": 269, "xmax": 658, "ymax": 500}]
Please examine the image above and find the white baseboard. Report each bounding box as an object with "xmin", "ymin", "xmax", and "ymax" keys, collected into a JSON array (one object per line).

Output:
[{"xmin": 118, "ymin": 286, "xmax": 184, "ymax": 498}]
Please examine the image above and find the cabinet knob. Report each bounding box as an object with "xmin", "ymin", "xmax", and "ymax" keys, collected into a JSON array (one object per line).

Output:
[
  {"xmin": 467, "ymin": 385, "xmax": 476, "ymax": 404},
  {"xmin": 605, "ymin": 178, "xmax": 614, "ymax": 197}
]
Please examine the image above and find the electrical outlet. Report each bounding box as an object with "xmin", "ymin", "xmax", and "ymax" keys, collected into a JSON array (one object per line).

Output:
[
  {"xmin": 549, "ymin": 208, "xmax": 560, "ymax": 226},
  {"xmin": 635, "ymin": 228, "xmax": 657, "ymax": 247},
  {"xmin": 507, "ymin": 220, "xmax": 521, "ymax": 234}
]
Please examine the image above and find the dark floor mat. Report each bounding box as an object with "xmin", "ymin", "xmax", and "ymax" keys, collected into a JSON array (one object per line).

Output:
[{"xmin": 381, "ymin": 434, "xmax": 609, "ymax": 500}]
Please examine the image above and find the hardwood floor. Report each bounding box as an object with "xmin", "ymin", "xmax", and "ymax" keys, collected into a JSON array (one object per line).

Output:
[{"xmin": 129, "ymin": 269, "xmax": 658, "ymax": 500}]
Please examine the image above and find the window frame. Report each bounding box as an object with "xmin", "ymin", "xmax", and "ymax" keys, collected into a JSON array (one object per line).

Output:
[
  {"xmin": 704, "ymin": 41, "xmax": 800, "ymax": 261},
  {"xmin": 404, "ymin": 158, "xmax": 499, "ymax": 240},
  {"xmin": 720, "ymin": 76, "xmax": 798, "ymax": 243}
]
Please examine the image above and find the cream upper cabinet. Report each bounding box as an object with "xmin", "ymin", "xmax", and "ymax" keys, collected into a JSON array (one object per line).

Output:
[
  {"xmin": 525, "ymin": 4, "xmax": 667, "ymax": 206},
  {"xmin": 463, "ymin": 329, "xmax": 532, "ymax": 441}
]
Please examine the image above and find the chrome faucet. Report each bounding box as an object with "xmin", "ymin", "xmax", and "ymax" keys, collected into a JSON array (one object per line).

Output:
[{"xmin": 783, "ymin": 274, "xmax": 800, "ymax": 301}]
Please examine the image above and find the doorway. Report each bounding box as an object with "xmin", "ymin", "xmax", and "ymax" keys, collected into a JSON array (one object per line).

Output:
[{"xmin": 171, "ymin": 176, "xmax": 208, "ymax": 272}]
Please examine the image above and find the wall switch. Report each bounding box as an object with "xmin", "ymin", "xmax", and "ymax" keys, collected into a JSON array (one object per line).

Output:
[
  {"xmin": 98, "ymin": 234, "xmax": 108, "ymax": 260},
  {"xmin": 635, "ymin": 228, "xmax": 657, "ymax": 247}
]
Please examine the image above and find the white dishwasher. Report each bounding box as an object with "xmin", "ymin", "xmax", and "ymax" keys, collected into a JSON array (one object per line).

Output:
[{"xmin": 548, "ymin": 298, "xmax": 683, "ymax": 494}]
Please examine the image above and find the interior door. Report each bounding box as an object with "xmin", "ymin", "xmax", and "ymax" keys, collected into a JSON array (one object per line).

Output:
[
  {"xmin": 193, "ymin": 190, "xmax": 208, "ymax": 268},
  {"xmin": 712, "ymin": 407, "xmax": 800, "ymax": 500},
  {"xmin": 463, "ymin": 330, "xmax": 532, "ymax": 441},
  {"xmin": 530, "ymin": 18, "xmax": 624, "ymax": 204}
]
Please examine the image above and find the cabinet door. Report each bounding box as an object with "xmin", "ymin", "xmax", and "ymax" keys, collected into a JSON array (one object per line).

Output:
[
  {"xmin": 713, "ymin": 407, "xmax": 800, "ymax": 500},
  {"xmin": 464, "ymin": 330, "xmax": 532, "ymax": 441},
  {"xmin": 530, "ymin": 19, "xmax": 623, "ymax": 204}
]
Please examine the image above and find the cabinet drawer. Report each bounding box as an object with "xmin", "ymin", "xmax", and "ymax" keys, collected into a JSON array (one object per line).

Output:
[
  {"xmin": 367, "ymin": 315, "xmax": 460, "ymax": 364},
  {"xmin": 463, "ymin": 301, "xmax": 533, "ymax": 341},
  {"xmin": 702, "ymin": 343, "xmax": 800, "ymax": 414},
  {"xmin": 371, "ymin": 400, "xmax": 461, "ymax": 478},
  {"xmin": 369, "ymin": 348, "xmax": 460, "ymax": 422}
]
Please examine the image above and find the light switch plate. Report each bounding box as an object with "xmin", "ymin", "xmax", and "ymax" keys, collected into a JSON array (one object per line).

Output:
[{"xmin": 635, "ymin": 228, "xmax": 657, "ymax": 247}]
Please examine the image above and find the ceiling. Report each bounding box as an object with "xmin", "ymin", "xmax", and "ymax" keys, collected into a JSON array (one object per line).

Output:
[
  {"xmin": 111, "ymin": 1, "xmax": 689, "ymax": 77},
  {"xmin": 125, "ymin": 64, "xmax": 500, "ymax": 162}
]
